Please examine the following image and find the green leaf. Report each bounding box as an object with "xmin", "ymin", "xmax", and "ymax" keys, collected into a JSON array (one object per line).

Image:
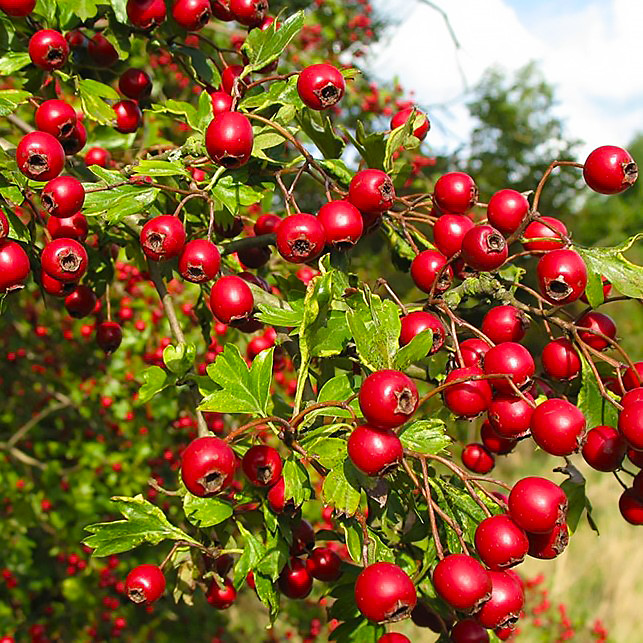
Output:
[
  {"xmin": 83, "ymin": 495, "xmax": 198, "ymax": 556},
  {"xmin": 584, "ymin": 269, "xmax": 605, "ymax": 308},
  {"xmin": 163, "ymin": 343, "xmax": 196, "ymax": 376},
  {"xmin": 308, "ymin": 437, "xmax": 347, "ymax": 469},
  {"xmin": 394, "ymin": 328, "xmax": 433, "ymax": 369},
  {"xmin": 256, "ymin": 301, "xmax": 303, "ymax": 327},
  {"xmin": 211, "ymin": 172, "xmax": 272, "ymax": 215},
  {"xmin": 281, "ymin": 456, "xmax": 313, "ymax": 507},
  {"xmin": 77, "ymin": 78, "xmax": 119, "ymax": 125},
  {"xmin": 233, "ymin": 522, "xmax": 266, "ymax": 589},
  {"xmin": 340, "ymin": 518, "xmax": 362, "ymax": 564},
  {"xmin": 399, "ymin": 419, "xmax": 451, "ymax": 455},
  {"xmin": 316, "ymin": 158, "xmax": 353, "ymax": 187},
  {"xmin": 182, "ymin": 493, "xmax": 233, "ymax": 528},
  {"xmin": 240, "ymin": 76, "xmax": 303, "ymax": 112},
  {"xmin": 241, "ymin": 11, "xmax": 305, "ymax": 73},
  {"xmin": 384, "ymin": 111, "xmax": 422, "ymax": 173},
  {"xmin": 297, "ymin": 110, "xmax": 345, "ymax": 159},
  {"xmin": 0, "ymin": 89, "xmax": 30, "ymax": 117},
  {"xmin": 254, "ymin": 571, "xmax": 279, "ymax": 621},
  {"xmin": 329, "ymin": 617, "xmax": 384, "ymax": 643},
  {"xmin": 134, "ymin": 159, "xmax": 191, "ymax": 178},
  {"xmin": 577, "ymin": 356, "xmax": 619, "ymax": 428},
  {"xmin": 0, "ymin": 52, "xmax": 30, "ymax": 75},
  {"xmin": 322, "ymin": 460, "xmax": 361, "ymax": 516},
  {"xmin": 137, "ymin": 366, "xmax": 173, "ymax": 404},
  {"xmin": 111, "ymin": 0, "xmax": 128, "ymax": 22},
  {"xmin": 147, "ymin": 100, "xmax": 198, "ymax": 130},
  {"xmin": 171, "ymin": 44, "xmax": 221, "ymax": 89},
  {"xmin": 198, "ymin": 344, "xmax": 273, "ymax": 415}
]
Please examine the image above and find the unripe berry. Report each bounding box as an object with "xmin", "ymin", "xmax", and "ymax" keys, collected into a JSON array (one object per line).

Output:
[
  {"xmin": 508, "ymin": 477, "xmax": 567, "ymax": 534},
  {"xmin": 209, "ymin": 275, "xmax": 254, "ymax": 324},
  {"xmin": 433, "ymin": 172, "xmax": 478, "ymax": 214},
  {"xmin": 276, "ymin": 213, "xmax": 326, "ymax": 263},
  {"xmin": 461, "ymin": 225, "xmax": 508, "ymax": 272},
  {"xmin": 29, "ymin": 29, "xmax": 69, "ymax": 70},
  {"xmin": 140, "ymin": 215, "xmax": 186, "ymax": 261},
  {"xmin": 530, "ymin": 398, "xmax": 586, "ymax": 456},
  {"xmin": 41, "ymin": 176, "xmax": 85, "ymax": 218},
  {"xmin": 125, "ymin": 564, "xmax": 165, "ymax": 604},
  {"xmin": 541, "ymin": 338, "xmax": 581, "ymax": 380},
  {"xmin": 241, "ymin": 445, "xmax": 282, "ymax": 486},
  {"xmin": 399, "ymin": 311, "xmax": 445, "ymax": 355},
  {"xmin": 410, "ymin": 249, "xmax": 452, "ymax": 294},
  {"xmin": 181, "ymin": 436, "xmax": 236, "ymax": 497},
  {"xmin": 348, "ymin": 169, "xmax": 395, "ymax": 216},
  {"xmin": 474, "ymin": 514, "xmax": 528, "ymax": 570},
  {"xmin": 432, "ymin": 554, "xmax": 491, "ymax": 612},
  {"xmin": 486, "ymin": 189, "xmax": 529, "ymax": 235},
  {"xmin": 443, "ymin": 366, "xmax": 492, "ymax": 417},
  {"xmin": 205, "ymin": 112, "xmax": 253, "ymax": 169},
  {"xmin": 297, "ymin": 63, "xmax": 345, "ymax": 110},
  {"xmin": 537, "ymin": 249, "xmax": 587, "ymax": 305},
  {"xmin": 583, "ymin": 145, "xmax": 638, "ymax": 195},
  {"xmin": 348, "ymin": 424, "xmax": 403, "ymax": 476},
  {"xmin": 358, "ymin": 370, "xmax": 418, "ymax": 429},
  {"xmin": 481, "ymin": 306, "xmax": 528, "ymax": 344},
  {"xmin": 178, "ymin": 239, "xmax": 220, "ymax": 283},
  {"xmin": 16, "ymin": 131, "xmax": 65, "ymax": 181}
]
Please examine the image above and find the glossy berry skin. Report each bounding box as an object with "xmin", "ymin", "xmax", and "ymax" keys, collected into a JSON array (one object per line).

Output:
[
  {"xmin": 278, "ymin": 558, "xmax": 313, "ymax": 599},
  {"xmin": 181, "ymin": 436, "xmax": 236, "ymax": 497},
  {"xmin": 113, "ymin": 100, "xmax": 143, "ymax": 134},
  {"xmin": 348, "ymin": 169, "xmax": 395, "ymax": 216},
  {"xmin": 306, "ymin": 547, "xmax": 341, "ymax": 582},
  {"xmin": 47, "ymin": 212, "xmax": 88, "ymax": 241},
  {"xmin": 41, "ymin": 176, "xmax": 85, "ymax": 218},
  {"xmin": 433, "ymin": 214, "xmax": 474, "ymax": 257},
  {"xmin": 297, "ymin": 63, "xmax": 345, "ymax": 110},
  {"xmin": 29, "ymin": 29, "xmax": 69, "ymax": 70},
  {"xmin": 290, "ymin": 519, "xmax": 315, "ymax": 555},
  {"xmin": 206, "ymin": 577, "xmax": 236, "ymax": 609},
  {"xmin": 527, "ymin": 522, "xmax": 569, "ymax": 559},
  {"xmin": 541, "ymin": 338, "xmax": 581, "ymax": 380},
  {"xmin": 64, "ymin": 285, "xmax": 97, "ymax": 319},
  {"xmin": 209, "ymin": 90, "xmax": 233, "ymax": 115},
  {"xmin": 474, "ymin": 514, "xmax": 528, "ymax": 570},
  {"xmin": 0, "ymin": 240, "xmax": 30, "ymax": 293},
  {"xmin": 41, "ymin": 238, "xmax": 87, "ymax": 283},
  {"xmin": 619, "ymin": 488, "xmax": 643, "ymax": 525},
  {"xmin": 127, "ymin": 0, "xmax": 167, "ymax": 29},
  {"xmin": 390, "ymin": 107, "xmax": 429, "ymax": 140},
  {"xmin": 577, "ymin": 312, "xmax": 616, "ymax": 351},
  {"xmin": 96, "ymin": 321, "xmax": 123, "ymax": 354},
  {"xmin": 583, "ymin": 145, "xmax": 638, "ymax": 195},
  {"xmin": 220, "ymin": 64, "xmax": 244, "ymax": 96},
  {"xmin": 508, "ymin": 477, "xmax": 568, "ymax": 534},
  {"xmin": 205, "ymin": 112, "xmax": 253, "ymax": 169},
  {"xmin": 209, "ymin": 275, "xmax": 254, "ymax": 324},
  {"xmin": 410, "ymin": 249, "xmax": 452, "ymax": 294},
  {"xmin": 432, "ymin": 554, "xmax": 491, "ymax": 612},
  {"xmin": 172, "ymin": 0, "xmax": 211, "ymax": 30},
  {"xmin": 537, "ymin": 248, "xmax": 587, "ymax": 305},
  {"xmin": 461, "ymin": 225, "xmax": 508, "ymax": 272},
  {"xmin": 317, "ymin": 200, "xmax": 363, "ymax": 248},
  {"xmin": 460, "ymin": 338, "xmax": 491, "ymax": 368},
  {"xmin": 254, "ymin": 213, "xmax": 281, "ymax": 235},
  {"xmin": 474, "ymin": 570, "xmax": 524, "ymax": 629},
  {"xmin": 378, "ymin": 635, "xmax": 410, "ymax": 643},
  {"xmin": 87, "ymin": 33, "xmax": 119, "ymax": 67},
  {"xmin": 84, "ymin": 146, "xmax": 111, "ymax": 168},
  {"xmin": 276, "ymin": 213, "xmax": 326, "ymax": 263},
  {"xmin": 211, "ymin": 0, "xmax": 233, "ymax": 20},
  {"xmin": 0, "ymin": 209, "xmax": 7, "ymax": 239},
  {"xmin": 450, "ymin": 619, "xmax": 490, "ymax": 643},
  {"xmin": 443, "ymin": 366, "xmax": 492, "ymax": 417},
  {"xmin": 35, "ymin": 100, "xmax": 76, "ymax": 140},
  {"xmin": 125, "ymin": 564, "xmax": 166, "ymax": 604},
  {"xmin": 0, "ymin": 0, "xmax": 36, "ymax": 16},
  {"xmin": 238, "ymin": 243, "xmax": 270, "ymax": 269},
  {"xmin": 399, "ymin": 311, "xmax": 445, "ymax": 355},
  {"xmin": 16, "ymin": 131, "xmax": 65, "ymax": 181},
  {"xmin": 348, "ymin": 424, "xmax": 403, "ymax": 476},
  {"xmin": 618, "ymin": 402, "xmax": 643, "ymax": 450},
  {"xmin": 483, "ymin": 342, "xmax": 535, "ymax": 394},
  {"xmin": 481, "ymin": 306, "xmax": 527, "ymax": 344},
  {"xmin": 354, "ymin": 562, "xmax": 416, "ymax": 623},
  {"xmin": 530, "ymin": 398, "xmax": 586, "ymax": 456},
  {"xmin": 358, "ymin": 370, "xmax": 418, "ymax": 429},
  {"xmin": 522, "ymin": 216, "xmax": 567, "ymax": 252},
  {"xmin": 140, "ymin": 215, "xmax": 186, "ymax": 261},
  {"xmin": 433, "ymin": 172, "xmax": 478, "ymax": 214},
  {"xmin": 488, "ymin": 393, "xmax": 534, "ymax": 439},
  {"xmin": 486, "ymin": 189, "xmax": 529, "ymax": 235},
  {"xmin": 461, "ymin": 443, "xmax": 495, "ymax": 474},
  {"xmin": 481, "ymin": 420, "xmax": 517, "ymax": 455},
  {"xmin": 230, "ymin": 0, "xmax": 267, "ymax": 26},
  {"xmin": 178, "ymin": 239, "xmax": 220, "ymax": 283},
  {"xmin": 241, "ymin": 445, "xmax": 282, "ymax": 486},
  {"xmin": 61, "ymin": 122, "xmax": 87, "ymax": 156},
  {"xmin": 266, "ymin": 476, "xmax": 285, "ymax": 512},
  {"xmin": 623, "ymin": 362, "xmax": 643, "ymax": 390},
  {"xmin": 623, "ymin": 387, "xmax": 643, "ymax": 407},
  {"xmin": 119, "ymin": 68, "xmax": 152, "ymax": 100}
]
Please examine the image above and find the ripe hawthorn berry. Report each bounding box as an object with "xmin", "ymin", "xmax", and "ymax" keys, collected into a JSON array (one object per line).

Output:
[
  {"xmin": 125, "ymin": 564, "xmax": 165, "ymax": 604},
  {"xmin": 443, "ymin": 366, "xmax": 492, "ymax": 417},
  {"xmin": 522, "ymin": 216, "xmax": 567, "ymax": 252},
  {"xmin": 16, "ymin": 131, "xmax": 65, "ymax": 181},
  {"xmin": 619, "ymin": 488, "xmax": 643, "ymax": 525},
  {"xmin": 0, "ymin": 209, "xmax": 7, "ymax": 239},
  {"xmin": 354, "ymin": 562, "xmax": 417, "ymax": 623},
  {"xmin": 622, "ymin": 387, "xmax": 643, "ymax": 407},
  {"xmin": 41, "ymin": 238, "xmax": 88, "ymax": 283},
  {"xmin": 209, "ymin": 275, "xmax": 254, "ymax": 324},
  {"xmin": 481, "ymin": 420, "xmax": 517, "ymax": 455},
  {"xmin": 432, "ymin": 214, "xmax": 474, "ymax": 257},
  {"xmin": 317, "ymin": 200, "xmax": 363, "ymax": 248},
  {"xmin": 220, "ymin": 64, "xmax": 245, "ymax": 96},
  {"xmin": 254, "ymin": 213, "xmax": 281, "ymax": 235},
  {"xmin": 433, "ymin": 172, "xmax": 478, "ymax": 214},
  {"xmin": 378, "ymin": 635, "xmax": 410, "ymax": 643},
  {"xmin": 241, "ymin": 445, "xmax": 282, "ymax": 486},
  {"xmin": 96, "ymin": 321, "xmax": 123, "ymax": 354},
  {"xmin": 508, "ymin": 476, "xmax": 567, "ymax": 534},
  {"xmin": 577, "ymin": 311, "xmax": 616, "ymax": 351},
  {"xmin": 113, "ymin": 100, "xmax": 143, "ymax": 134},
  {"xmin": 213, "ymin": 216, "xmax": 243, "ymax": 239},
  {"xmin": 205, "ymin": 112, "xmax": 253, "ymax": 169},
  {"xmin": 483, "ymin": 342, "xmax": 535, "ymax": 394},
  {"xmin": 487, "ymin": 392, "xmax": 534, "ymax": 439},
  {"xmin": 119, "ymin": 68, "xmax": 153, "ymax": 100},
  {"xmin": 399, "ymin": 310, "xmax": 445, "ymax": 355},
  {"xmin": 410, "ymin": 249, "xmax": 452, "ymax": 294},
  {"xmin": 127, "ymin": 0, "xmax": 167, "ymax": 29},
  {"xmin": 47, "ymin": 212, "xmax": 88, "ymax": 242},
  {"xmin": 623, "ymin": 362, "xmax": 643, "ymax": 390},
  {"xmin": 209, "ymin": 90, "xmax": 233, "ymax": 115},
  {"xmin": 278, "ymin": 558, "xmax": 313, "ymax": 599},
  {"xmin": 35, "ymin": 100, "xmax": 76, "ymax": 140},
  {"xmin": 306, "ymin": 547, "xmax": 341, "ymax": 582},
  {"xmin": 537, "ymin": 248, "xmax": 587, "ymax": 305},
  {"xmin": 481, "ymin": 306, "xmax": 528, "ymax": 344},
  {"xmin": 140, "ymin": 215, "xmax": 186, "ymax": 261},
  {"xmin": 266, "ymin": 476, "xmax": 286, "ymax": 512},
  {"xmin": 206, "ymin": 577, "xmax": 236, "ymax": 609},
  {"xmin": 474, "ymin": 570, "xmax": 524, "ymax": 630},
  {"xmin": 461, "ymin": 443, "xmax": 495, "ymax": 474},
  {"xmin": 541, "ymin": 338, "xmax": 581, "ymax": 380},
  {"xmin": 88, "ymin": 33, "xmax": 119, "ymax": 67},
  {"xmin": 432, "ymin": 554, "xmax": 491, "ymax": 612},
  {"xmin": 0, "ymin": 0, "xmax": 36, "ymax": 17},
  {"xmin": 527, "ymin": 522, "xmax": 569, "ymax": 559},
  {"xmin": 474, "ymin": 514, "xmax": 529, "ymax": 570},
  {"xmin": 0, "ymin": 240, "xmax": 30, "ymax": 293},
  {"xmin": 530, "ymin": 398, "xmax": 586, "ymax": 456},
  {"xmin": 230, "ymin": 0, "xmax": 267, "ymax": 26},
  {"xmin": 628, "ymin": 448, "xmax": 643, "ymax": 468},
  {"xmin": 347, "ymin": 424, "xmax": 403, "ymax": 476},
  {"xmin": 348, "ymin": 169, "xmax": 395, "ymax": 216},
  {"xmin": 41, "ymin": 176, "xmax": 85, "ymax": 218},
  {"xmin": 290, "ymin": 519, "xmax": 315, "ymax": 555},
  {"xmin": 450, "ymin": 619, "xmax": 490, "ymax": 643},
  {"xmin": 358, "ymin": 369, "xmax": 418, "ymax": 429},
  {"xmin": 618, "ymin": 402, "xmax": 643, "ymax": 450},
  {"xmin": 460, "ymin": 224, "xmax": 508, "ymax": 272},
  {"xmin": 172, "ymin": 0, "xmax": 211, "ymax": 30},
  {"xmin": 297, "ymin": 63, "xmax": 345, "ymax": 110},
  {"xmin": 178, "ymin": 239, "xmax": 220, "ymax": 283},
  {"xmin": 390, "ymin": 107, "xmax": 430, "ymax": 140},
  {"xmin": 238, "ymin": 242, "xmax": 271, "ymax": 270},
  {"xmin": 64, "ymin": 285, "xmax": 97, "ymax": 319},
  {"xmin": 486, "ymin": 189, "xmax": 529, "ymax": 235},
  {"xmin": 583, "ymin": 145, "xmax": 638, "ymax": 195},
  {"xmin": 84, "ymin": 146, "xmax": 111, "ymax": 168},
  {"xmin": 460, "ymin": 338, "xmax": 491, "ymax": 368},
  {"xmin": 62, "ymin": 122, "xmax": 87, "ymax": 156},
  {"xmin": 410, "ymin": 602, "xmax": 449, "ymax": 632},
  {"xmin": 180, "ymin": 436, "xmax": 236, "ymax": 497},
  {"xmin": 29, "ymin": 29, "xmax": 69, "ymax": 70},
  {"xmin": 211, "ymin": 0, "xmax": 233, "ymax": 20},
  {"xmin": 276, "ymin": 213, "xmax": 326, "ymax": 263}
]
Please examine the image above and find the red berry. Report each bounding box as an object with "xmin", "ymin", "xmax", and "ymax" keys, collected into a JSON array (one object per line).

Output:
[
  {"xmin": 348, "ymin": 424, "xmax": 403, "ymax": 476},
  {"xmin": 241, "ymin": 445, "xmax": 282, "ymax": 486},
  {"xmin": 125, "ymin": 564, "xmax": 165, "ymax": 604},
  {"xmin": 113, "ymin": 100, "xmax": 143, "ymax": 134},
  {"xmin": 96, "ymin": 321, "xmax": 123, "ymax": 354},
  {"xmin": 278, "ymin": 558, "xmax": 313, "ymax": 599},
  {"xmin": 238, "ymin": 243, "xmax": 271, "ymax": 269},
  {"xmin": 461, "ymin": 443, "xmax": 495, "ymax": 474},
  {"xmin": 541, "ymin": 338, "xmax": 581, "ymax": 381},
  {"xmin": 306, "ymin": 547, "xmax": 341, "ymax": 582},
  {"xmin": 522, "ymin": 216, "xmax": 567, "ymax": 252},
  {"xmin": 399, "ymin": 311, "xmax": 445, "ymax": 354},
  {"xmin": 583, "ymin": 145, "xmax": 638, "ymax": 195},
  {"xmin": 378, "ymin": 635, "xmax": 410, "ymax": 643},
  {"xmin": 276, "ymin": 213, "xmax": 326, "ymax": 263},
  {"xmin": 577, "ymin": 311, "xmax": 616, "ymax": 351},
  {"xmin": 140, "ymin": 215, "xmax": 186, "ymax": 261},
  {"xmin": 297, "ymin": 63, "xmax": 345, "ymax": 110},
  {"xmin": 178, "ymin": 239, "xmax": 220, "ymax": 283},
  {"xmin": 410, "ymin": 249, "xmax": 452, "ymax": 294},
  {"xmin": 41, "ymin": 238, "xmax": 87, "ymax": 283},
  {"xmin": 487, "ymin": 393, "xmax": 534, "ymax": 439},
  {"xmin": 481, "ymin": 420, "xmax": 517, "ymax": 455},
  {"xmin": 433, "ymin": 172, "xmax": 478, "ymax": 214},
  {"xmin": 254, "ymin": 213, "xmax": 281, "ymax": 236},
  {"xmin": 474, "ymin": 570, "xmax": 524, "ymax": 630},
  {"xmin": 354, "ymin": 562, "xmax": 416, "ymax": 623},
  {"xmin": 537, "ymin": 248, "xmax": 587, "ymax": 305},
  {"xmin": 526, "ymin": 522, "xmax": 569, "ymax": 559},
  {"xmin": 348, "ymin": 169, "xmax": 395, "ymax": 216},
  {"xmin": 0, "ymin": 209, "xmax": 7, "ymax": 240},
  {"xmin": 172, "ymin": 0, "xmax": 211, "ymax": 30},
  {"xmin": 209, "ymin": 275, "xmax": 254, "ymax": 324},
  {"xmin": 213, "ymin": 216, "xmax": 243, "ymax": 239},
  {"xmin": 461, "ymin": 224, "xmax": 508, "ymax": 272},
  {"xmin": 433, "ymin": 214, "xmax": 474, "ymax": 258},
  {"xmin": 390, "ymin": 107, "xmax": 429, "ymax": 140},
  {"xmin": 0, "ymin": 240, "xmax": 30, "ymax": 293},
  {"xmin": 450, "ymin": 619, "xmax": 489, "ymax": 643},
  {"xmin": 220, "ymin": 64, "xmax": 245, "ymax": 96},
  {"xmin": 205, "ymin": 112, "xmax": 253, "ymax": 168},
  {"xmin": 317, "ymin": 200, "xmax": 363, "ymax": 248},
  {"xmin": 267, "ymin": 476, "xmax": 285, "ymax": 512},
  {"xmin": 508, "ymin": 477, "xmax": 567, "ymax": 534},
  {"xmin": 35, "ymin": 99, "xmax": 76, "ymax": 140},
  {"xmin": 481, "ymin": 306, "xmax": 528, "ymax": 344},
  {"xmin": 623, "ymin": 362, "xmax": 643, "ymax": 390},
  {"xmin": 181, "ymin": 436, "xmax": 236, "ymax": 497},
  {"xmin": 483, "ymin": 342, "xmax": 534, "ymax": 394},
  {"xmin": 530, "ymin": 398, "xmax": 586, "ymax": 456},
  {"xmin": 618, "ymin": 402, "xmax": 643, "ymax": 450},
  {"xmin": 47, "ymin": 212, "xmax": 88, "ymax": 242},
  {"xmin": 64, "ymin": 285, "xmax": 97, "ymax": 319},
  {"xmin": 206, "ymin": 577, "xmax": 236, "ymax": 608},
  {"xmin": 229, "ymin": 0, "xmax": 267, "ymax": 27},
  {"xmin": 358, "ymin": 369, "xmax": 418, "ymax": 429},
  {"xmin": 41, "ymin": 176, "xmax": 85, "ymax": 218},
  {"xmin": 460, "ymin": 338, "xmax": 491, "ymax": 368},
  {"xmin": 16, "ymin": 131, "xmax": 65, "ymax": 181},
  {"xmin": 486, "ymin": 189, "xmax": 529, "ymax": 235},
  {"xmin": 622, "ymin": 387, "xmax": 643, "ymax": 407},
  {"xmin": 0, "ymin": 0, "xmax": 36, "ymax": 16},
  {"xmin": 619, "ymin": 488, "xmax": 643, "ymax": 525},
  {"xmin": 432, "ymin": 554, "xmax": 491, "ymax": 612},
  {"xmin": 291, "ymin": 519, "xmax": 315, "ymax": 555},
  {"xmin": 211, "ymin": 0, "xmax": 233, "ymax": 20},
  {"xmin": 29, "ymin": 29, "xmax": 69, "ymax": 70},
  {"xmin": 474, "ymin": 514, "xmax": 528, "ymax": 570},
  {"xmin": 127, "ymin": 0, "xmax": 167, "ymax": 29},
  {"xmin": 119, "ymin": 68, "xmax": 152, "ymax": 100},
  {"xmin": 209, "ymin": 90, "xmax": 233, "ymax": 115},
  {"xmin": 443, "ymin": 366, "xmax": 492, "ymax": 417},
  {"xmin": 84, "ymin": 146, "xmax": 110, "ymax": 168}
]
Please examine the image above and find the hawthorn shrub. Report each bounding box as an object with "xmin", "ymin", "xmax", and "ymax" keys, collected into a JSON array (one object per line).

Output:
[{"xmin": 0, "ymin": 1, "xmax": 641, "ymax": 642}]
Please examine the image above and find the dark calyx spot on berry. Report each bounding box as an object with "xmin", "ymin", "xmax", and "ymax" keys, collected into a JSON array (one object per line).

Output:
[
  {"xmin": 314, "ymin": 82, "xmax": 341, "ymax": 107},
  {"xmin": 552, "ymin": 527, "xmax": 569, "ymax": 554},
  {"xmin": 127, "ymin": 587, "xmax": 146, "ymax": 604},
  {"xmin": 196, "ymin": 8, "xmax": 211, "ymax": 27},
  {"xmin": 59, "ymin": 121, "xmax": 74, "ymax": 138},
  {"xmin": 332, "ymin": 239, "xmax": 356, "ymax": 252},
  {"xmin": 5, "ymin": 282, "xmax": 25, "ymax": 294},
  {"xmin": 289, "ymin": 236, "xmax": 313, "ymax": 257},
  {"xmin": 41, "ymin": 193, "xmax": 54, "ymax": 212},
  {"xmin": 623, "ymin": 160, "xmax": 639, "ymax": 185},
  {"xmin": 257, "ymin": 1, "xmax": 268, "ymax": 17},
  {"xmin": 219, "ymin": 155, "xmax": 243, "ymax": 169},
  {"xmin": 394, "ymin": 386, "xmax": 417, "ymax": 415},
  {"xmin": 145, "ymin": 231, "xmax": 166, "ymax": 254},
  {"xmin": 257, "ymin": 464, "xmax": 273, "ymax": 484},
  {"xmin": 437, "ymin": 271, "xmax": 452, "ymax": 290},
  {"xmin": 384, "ymin": 601, "xmax": 414, "ymax": 624},
  {"xmin": 376, "ymin": 460, "xmax": 400, "ymax": 477},
  {"xmin": 497, "ymin": 609, "xmax": 521, "ymax": 631},
  {"xmin": 27, "ymin": 153, "xmax": 48, "ymax": 176},
  {"xmin": 379, "ymin": 179, "xmax": 394, "ymax": 203},
  {"xmin": 486, "ymin": 232, "xmax": 506, "ymax": 253},
  {"xmin": 198, "ymin": 471, "xmax": 225, "ymax": 495},
  {"xmin": 186, "ymin": 263, "xmax": 206, "ymax": 281},
  {"xmin": 60, "ymin": 249, "xmax": 82, "ymax": 273},
  {"xmin": 544, "ymin": 276, "xmax": 572, "ymax": 300},
  {"xmin": 468, "ymin": 186, "xmax": 480, "ymax": 208},
  {"xmin": 46, "ymin": 46, "xmax": 64, "ymax": 64}
]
